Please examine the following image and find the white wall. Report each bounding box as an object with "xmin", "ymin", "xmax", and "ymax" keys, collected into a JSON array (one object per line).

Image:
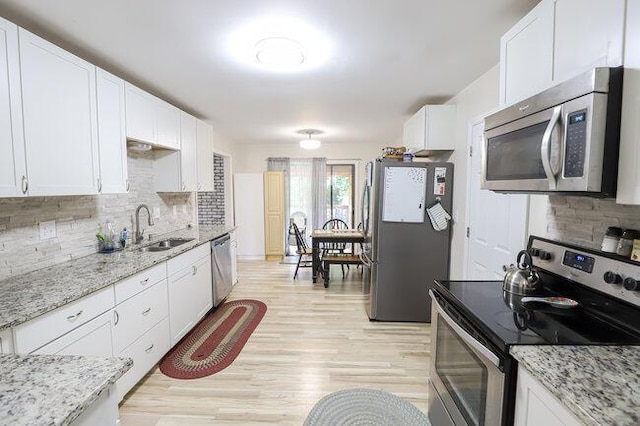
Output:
[{"xmin": 446, "ymin": 65, "xmax": 501, "ymax": 279}]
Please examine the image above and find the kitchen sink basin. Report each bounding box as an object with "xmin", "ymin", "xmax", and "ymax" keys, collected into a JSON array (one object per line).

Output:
[{"xmin": 137, "ymin": 237, "xmax": 195, "ymax": 253}]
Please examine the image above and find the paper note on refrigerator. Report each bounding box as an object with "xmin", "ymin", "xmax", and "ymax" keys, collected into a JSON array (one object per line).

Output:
[{"xmin": 382, "ymin": 166, "xmax": 427, "ymax": 223}]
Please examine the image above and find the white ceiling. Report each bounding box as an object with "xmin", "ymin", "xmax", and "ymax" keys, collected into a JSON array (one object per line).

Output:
[{"xmin": 0, "ymin": 0, "xmax": 539, "ymax": 147}]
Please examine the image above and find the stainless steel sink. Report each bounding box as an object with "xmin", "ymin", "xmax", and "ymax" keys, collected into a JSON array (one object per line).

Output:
[{"xmin": 137, "ymin": 237, "xmax": 195, "ymax": 253}]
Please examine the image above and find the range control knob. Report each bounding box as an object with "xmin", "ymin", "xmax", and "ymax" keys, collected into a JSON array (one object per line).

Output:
[
  {"xmin": 539, "ymin": 250, "xmax": 552, "ymax": 261},
  {"xmin": 623, "ymin": 277, "xmax": 639, "ymax": 291},
  {"xmin": 604, "ymin": 271, "xmax": 622, "ymax": 285},
  {"xmin": 529, "ymin": 248, "xmax": 540, "ymax": 257}
]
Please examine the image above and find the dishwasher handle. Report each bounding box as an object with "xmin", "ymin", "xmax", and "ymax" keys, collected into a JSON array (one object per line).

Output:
[{"xmin": 213, "ymin": 234, "xmax": 231, "ymax": 247}]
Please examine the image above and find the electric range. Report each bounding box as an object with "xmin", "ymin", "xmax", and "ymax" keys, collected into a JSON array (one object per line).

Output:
[{"xmin": 428, "ymin": 235, "xmax": 640, "ymax": 426}]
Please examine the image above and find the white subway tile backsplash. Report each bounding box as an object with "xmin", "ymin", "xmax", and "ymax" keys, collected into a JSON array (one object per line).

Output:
[{"xmin": 0, "ymin": 150, "xmax": 195, "ymax": 281}]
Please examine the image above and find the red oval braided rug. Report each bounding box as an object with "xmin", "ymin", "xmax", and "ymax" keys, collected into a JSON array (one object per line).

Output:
[{"xmin": 159, "ymin": 299, "xmax": 267, "ymax": 379}]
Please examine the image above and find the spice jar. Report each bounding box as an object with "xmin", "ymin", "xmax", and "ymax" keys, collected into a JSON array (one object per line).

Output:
[
  {"xmin": 616, "ymin": 229, "xmax": 636, "ymax": 257},
  {"xmin": 601, "ymin": 227, "xmax": 623, "ymax": 253}
]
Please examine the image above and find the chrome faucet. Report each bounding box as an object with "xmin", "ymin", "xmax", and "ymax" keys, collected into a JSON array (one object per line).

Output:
[{"xmin": 135, "ymin": 204, "xmax": 154, "ymax": 244}]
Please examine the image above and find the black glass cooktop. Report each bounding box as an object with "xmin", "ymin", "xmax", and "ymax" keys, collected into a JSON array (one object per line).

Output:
[{"xmin": 433, "ymin": 280, "xmax": 640, "ymax": 354}]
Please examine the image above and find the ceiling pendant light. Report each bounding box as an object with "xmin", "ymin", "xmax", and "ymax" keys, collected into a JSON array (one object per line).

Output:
[
  {"xmin": 256, "ymin": 37, "xmax": 304, "ymax": 68},
  {"xmin": 298, "ymin": 129, "xmax": 322, "ymax": 150}
]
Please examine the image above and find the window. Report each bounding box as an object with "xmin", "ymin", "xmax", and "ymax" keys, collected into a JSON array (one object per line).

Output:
[{"xmin": 326, "ymin": 164, "xmax": 355, "ymax": 227}]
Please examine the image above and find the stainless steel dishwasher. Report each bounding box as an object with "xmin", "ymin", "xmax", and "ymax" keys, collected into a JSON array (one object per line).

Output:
[{"xmin": 211, "ymin": 233, "xmax": 233, "ymax": 307}]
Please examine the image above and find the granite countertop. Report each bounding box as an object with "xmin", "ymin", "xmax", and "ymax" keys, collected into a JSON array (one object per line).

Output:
[
  {"xmin": 0, "ymin": 354, "xmax": 132, "ymax": 426},
  {"xmin": 510, "ymin": 346, "xmax": 640, "ymax": 426},
  {"xmin": 0, "ymin": 224, "xmax": 234, "ymax": 330}
]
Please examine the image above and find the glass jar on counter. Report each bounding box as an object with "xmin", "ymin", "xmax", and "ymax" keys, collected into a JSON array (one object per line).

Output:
[
  {"xmin": 616, "ymin": 229, "xmax": 637, "ymax": 257},
  {"xmin": 601, "ymin": 226, "xmax": 623, "ymax": 253}
]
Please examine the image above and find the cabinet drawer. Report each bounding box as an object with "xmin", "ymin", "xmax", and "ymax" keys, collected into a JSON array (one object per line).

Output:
[
  {"xmin": 167, "ymin": 243, "xmax": 210, "ymax": 276},
  {"xmin": 34, "ymin": 310, "xmax": 113, "ymax": 357},
  {"xmin": 116, "ymin": 316, "xmax": 170, "ymax": 402},
  {"xmin": 14, "ymin": 286, "xmax": 114, "ymax": 354},
  {"xmin": 113, "ymin": 279, "xmax": 168, "ymax": 353},
  {"xmin": 114, "ymin": 262, "xmax": 166, "ymax": 304}
]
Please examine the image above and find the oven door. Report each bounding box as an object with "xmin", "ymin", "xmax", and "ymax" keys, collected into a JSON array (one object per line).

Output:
[
  {"xmin": 428, "ymin": 290, "xmax": 505, "ymax": 426},
  {"xmin": 482, "ymin": 93, "xmax": 606, "ymax": 193}
]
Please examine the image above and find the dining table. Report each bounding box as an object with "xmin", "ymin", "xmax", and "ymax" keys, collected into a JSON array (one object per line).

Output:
[{"xmin": 310, "ymin": 228, "xmax": 366, "ymax": 287}]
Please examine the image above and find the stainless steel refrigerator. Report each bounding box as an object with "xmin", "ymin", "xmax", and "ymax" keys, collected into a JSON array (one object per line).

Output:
[{"xmin": 361, "ymin": 159, "xmax": 453, "ymax": 322}]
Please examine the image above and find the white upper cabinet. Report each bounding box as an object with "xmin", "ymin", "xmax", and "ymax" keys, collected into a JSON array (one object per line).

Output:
[
  {"xmin": 196, "ymin": 119, "xmax": 214, "ymax": 191},
  {"xmin": 96, "ymin": 68, "xmax": 128, "ymax": 194},
  {"xmin": 154, "ymin": 111, "xmax": 197, "ymax": 192},
  {"xmin": 19, "ymin": 28, "xmax": 99, "ymax": 196},
  {"xmin": 499, "ymin": 0, "xmax": 554, "ymax": 106},
  {"xmin": 124, "ymin": 83, "xmax": 156, "ymax": 144},
  {"xmin": 0, "ymin": 17, "xmax": 25, "ymax": 197},
  {"xmin": 402, "ymin": 105, "xmax": 456, "ymax": 153},
  {"xmin": 124, "ymin": 83, "xmax": 180, "ymax": 150},
  {"xmin": 552, "ymin": 0, "xmax": 625, "ymax": 83}
]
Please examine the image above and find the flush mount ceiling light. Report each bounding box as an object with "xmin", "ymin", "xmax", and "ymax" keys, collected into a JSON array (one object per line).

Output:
[
  {"xmin": 256, "ymin": 37, "xmax": 304, "ymax": 68},
  {"xmin": 127, "ymin": 141, "xmax": 152, "ymax": 152},
  {"xmin": 298, "ymin": 129, "xmax": 323, "ymax": 150}
]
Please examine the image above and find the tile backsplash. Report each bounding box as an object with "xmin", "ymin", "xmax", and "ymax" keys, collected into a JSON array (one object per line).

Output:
[
  {"xmin": 197, "ymin": 154, "xmax": 225, "ymax": 225},
  {"xmin": 545, "ymin": 195, "xmax": 640, "ymax": 249},
  {"xmin": 0, "ymin": 150, "xmax": 195, "ymax": 280}
]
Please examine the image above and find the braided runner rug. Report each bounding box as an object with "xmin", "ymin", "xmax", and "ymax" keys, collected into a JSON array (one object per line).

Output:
[{"xmin": 159, "ymin": 299, "xmax": 267, "ymax": 379}]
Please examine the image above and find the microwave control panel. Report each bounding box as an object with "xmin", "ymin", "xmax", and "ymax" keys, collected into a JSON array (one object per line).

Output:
[{"xmin": 564, "ymin": 109, "xmax": 587, "ymax": 178}]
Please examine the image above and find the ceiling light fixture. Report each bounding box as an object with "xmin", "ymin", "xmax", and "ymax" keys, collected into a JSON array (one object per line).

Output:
[
  {"xmin": 256, "ymin": 37, "xmax": 304, "ymax": 68},
  {"xmin": 298, "ymin": 129, "xmax": 322, "ymax": 150}
]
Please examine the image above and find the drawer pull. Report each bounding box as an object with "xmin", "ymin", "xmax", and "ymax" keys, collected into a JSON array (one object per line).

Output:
[
  {"xmin": 140, "ymin": 278, "xmax": 150, "ymax": 285},
  {"xmin": 141, "ymin": 307, "xmax": 152, "ymax": 316},
  {"xmin": 66, "ymin": 310, "xmax": 83, "ymax": 321},
  {"xmin": 145, "ymin": 344, "xmax": 154, "ymax": 353},
  {"xmin": 114, "ymin": 310, "xmax": 120, "ymax": 325},
  {"xmin": 192, "ymin": 265, "xmax": 197, "ymax": 275}
]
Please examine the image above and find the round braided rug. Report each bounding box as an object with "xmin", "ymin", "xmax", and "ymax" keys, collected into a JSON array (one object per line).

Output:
[{"xmin": 304, "ymin": 388, "xmax": 431, "ymax": 426}]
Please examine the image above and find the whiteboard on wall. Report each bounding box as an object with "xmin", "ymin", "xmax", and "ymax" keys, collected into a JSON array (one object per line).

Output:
[
  {"xmin": 382, "ymin": 166, "xmax": 427, "ymax": 223},
  {"xmin": 233, "ymin": 173, "xmax": 265, "ymax": 257}
]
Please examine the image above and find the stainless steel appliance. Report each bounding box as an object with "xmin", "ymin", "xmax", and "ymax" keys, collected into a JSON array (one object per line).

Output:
[
  {"xmin": 211, "ymin": 233, "xmax": 233, "ymax": 307},
  {"xmin": 429, "ymin": 236, "xmax": 640, "ymax": 425},
  {"xmin": 361, "ymin": 159, "xmax": 453, "ymax": 322},
  {"xmin": 482, "ymin": 67, "xmax": 623, "ymax": 196}
]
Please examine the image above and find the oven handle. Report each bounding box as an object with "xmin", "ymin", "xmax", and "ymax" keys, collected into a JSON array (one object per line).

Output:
[
  {"xmin": 429, "ymin": 290, "xmax": 501, "ymax": 367},
  {"xmin": 540, "ymin": 105, "xmax": 562, "ymax": 191}
]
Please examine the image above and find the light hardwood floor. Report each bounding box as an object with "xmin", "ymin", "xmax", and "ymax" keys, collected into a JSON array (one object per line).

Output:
[{"xmin": 119, "ymin": 259, "xmax": 431, "ymax": 425}]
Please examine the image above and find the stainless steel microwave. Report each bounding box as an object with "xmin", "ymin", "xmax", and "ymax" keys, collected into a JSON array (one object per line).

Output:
[{"xmin": 482, "ymin": 67, "xmax": 623, "ymax": 196}]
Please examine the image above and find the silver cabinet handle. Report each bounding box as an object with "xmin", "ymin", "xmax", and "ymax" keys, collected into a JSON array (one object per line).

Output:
[
  {"xmin": 66, "ymin": 310, "xmax": 83, "ymax": 321},
  {"xmin": 140, "ymin": 278, "xmax": 150, "ymax": 285},
  {"xmin": 126, "ymin": 179, "xmax": 130, "ymax": 192},
  {"xmin": 145, "ymin": 344, "xmax": 154, "ymax": 353},
  {"xmin": 541, "ymin": 105, "xmax": 562, "ymax": 191},
  {"xmin": 518, "ymin": 104, "xmax": 530, "ymax": 112},
  {"xmin": 192, "ymin": 265, "xmax": 197, "ymax": 275},
  {"xmin": 182, "ymin": 181, "xmax": 186, "ymax": 191},
  {"xmin": 97, "ymin": 178, "xmax": 102, "ymax": 193},
  {"xmin": 114, "ymin": 310, "xmax": 120, "ymax": 325},
  {"xmin": 21, "ymin": 176, "xmax": 28, "ymax": 194},
  {"xmin": 141, "ymin": 307, "xmax": 151, "ymax": 316},
  {"xmin": 197, "ymin": 183, "xmax": 202, "ymax": 191}
]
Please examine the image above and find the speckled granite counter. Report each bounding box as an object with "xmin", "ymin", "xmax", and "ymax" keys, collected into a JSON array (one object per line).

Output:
[
  {"xmin": 0, "ymin": 225, "xmax": 234, "ymax": 330},
  {"xmin": 510, "ymin": 346, "xmax": 640, "ymax": 426},
  {"xmin": 0, "ymin": 354, "xmax": 132, "ymax": 425}
]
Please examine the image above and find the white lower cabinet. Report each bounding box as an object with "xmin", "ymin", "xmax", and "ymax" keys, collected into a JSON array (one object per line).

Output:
[
  {"xmin": 34, "ymin": 310, "xmax": 113, "ymax": 357},
  {"xmin": 168, "ymin": 245, "xmax": 213, "ymax": 346},
  {"xmin": 514, "ymin": 365, "xmax": 583, "ymax": 426},
  {"xmin": 116, "ymin": 317, "xmax": 170, "ymax": 402},
  {"xmin": 71, "ymin": 386, "xmax": 118, "ymax": 426}
]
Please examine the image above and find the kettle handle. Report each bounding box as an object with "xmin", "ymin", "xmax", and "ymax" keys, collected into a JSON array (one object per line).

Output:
[{"xmin": 517, "ymin": 250, "xmax": 533, "ymax": 269}]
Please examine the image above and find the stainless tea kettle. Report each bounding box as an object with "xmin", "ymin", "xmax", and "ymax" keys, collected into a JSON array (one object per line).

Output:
[{"xmin": 503, "ymin": 250, "xmax": 540, "ymax": 295}]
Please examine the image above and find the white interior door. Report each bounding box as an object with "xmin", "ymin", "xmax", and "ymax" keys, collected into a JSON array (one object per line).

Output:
[{"xmin": 465, "ymin": 118, "xmax": 529, "ymax": 280}]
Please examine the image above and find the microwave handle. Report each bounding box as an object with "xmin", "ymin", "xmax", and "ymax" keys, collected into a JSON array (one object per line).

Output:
[{"xmin": 541, "ymin": 105, "xmax": 562, "ymax": 190}]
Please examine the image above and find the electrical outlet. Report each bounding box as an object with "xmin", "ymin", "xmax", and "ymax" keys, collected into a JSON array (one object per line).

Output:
[
  {"xmin": 39, "ymin": 220, "xmax": 56, "ymax": 239},
  {"xmin": 172, "ymin": 205, "xmax": 177, "ymax": 216},
  {"xmin": 153, "ymin": 207, "xmax": 161, "ymax": 219}
]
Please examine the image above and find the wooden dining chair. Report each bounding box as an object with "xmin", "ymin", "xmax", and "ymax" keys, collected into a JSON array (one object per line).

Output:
[{"xmin": 291, "ymin": 222, "xmax": 314, "ymax": 280}]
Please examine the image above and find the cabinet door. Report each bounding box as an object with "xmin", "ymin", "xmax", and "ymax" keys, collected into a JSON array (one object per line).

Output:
[
  {"xmin": 193, "ymin": 255, "xmax": 213, "ymax": 321},
  {"xmin": 155, "ymin": 99, "xmax": 181, "ymax": 150},
  {"xmin": 168, "ymin": 263, "xmax": 201, "ymax": 345},
  {"xmin": 499, "ymin": 0, "xmax": 554, "ymax": 105},
  {"xmin": 230, "ymin": 230, "xmax": 238, "ymax": 285},
  {"xmin": 19, "ymin": 28, "xmax": 99, "ymax": 196},
  {"xmin": 96, "ymin": 68, "xmax": 128, "ymax": 194},
  {"xmin": 0, "ymin": 17, "xmax": 26, "ymax": 197},
  {"xmin": 402, "ymin": 107, "xmax": 425, "ymax": 150},
  {"xmin": 196, "ymin": 119, "xmax": 214, "ymax": 191},
  {"xmin": 180, "ymin": 112, "xmax": 198, "ymax": 191},
  {"xmin": 125, "ymin": 82, "xmax": 155, "ymax": 144},
  {"xmin": 263, "ymin": 171, "xmax": 284, "ymax": 260},
  {"xmin": 553, "ymin": 0, "xmax": 625, "ymax": 84},
  {"xmin": 425, "ymin": 105, "xmax": 456, "ymax": 150}
]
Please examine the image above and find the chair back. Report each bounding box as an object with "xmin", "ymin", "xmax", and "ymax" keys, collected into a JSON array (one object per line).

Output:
[
  {"xmin": 292, "ymin": 222, "xmax": 308, "ymax": 252},
  {"xmin": 322, "ymin": 218, "xmax": 349, "ymax": 252}
]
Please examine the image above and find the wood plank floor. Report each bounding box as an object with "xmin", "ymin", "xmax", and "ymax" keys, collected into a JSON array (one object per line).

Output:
[{"xmin": 119, "ymin": 259, "xmax": 431, "ymax": 425}]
